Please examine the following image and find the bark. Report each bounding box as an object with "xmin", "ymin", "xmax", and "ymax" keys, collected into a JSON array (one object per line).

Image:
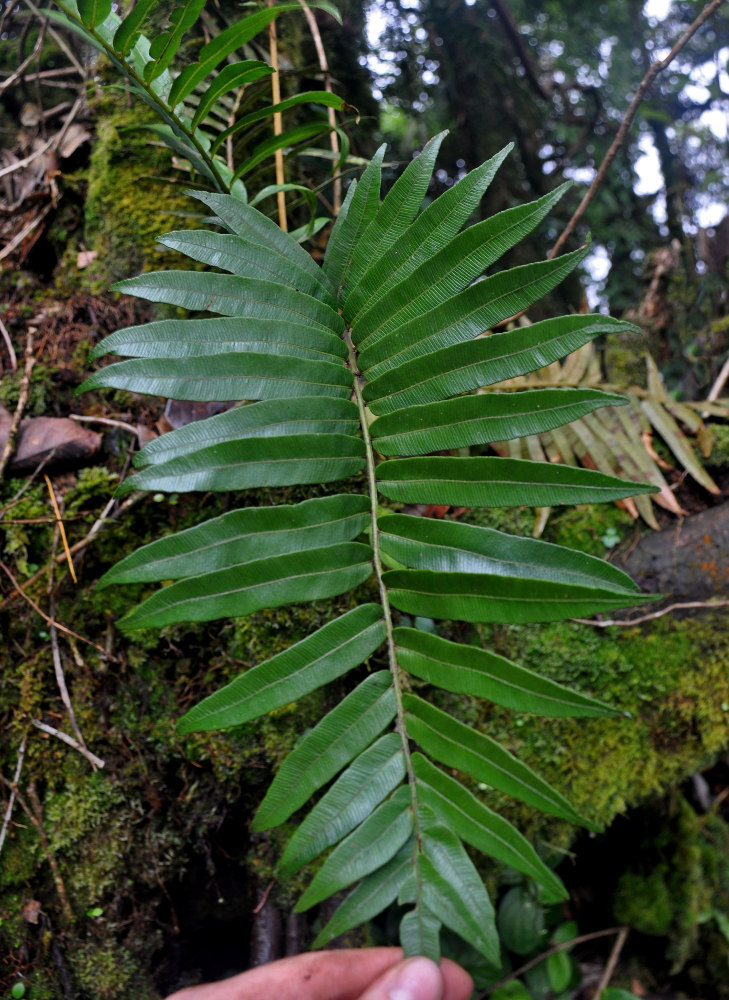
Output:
[{"xmin": 621, "ymin": 501, "xmax": 729, "ymax": 602}]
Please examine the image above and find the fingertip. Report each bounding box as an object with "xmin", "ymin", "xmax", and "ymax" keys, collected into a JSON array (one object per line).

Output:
[{"xmin": 440, "ymin": 958, "xmax": 474, "ymax": 1000}]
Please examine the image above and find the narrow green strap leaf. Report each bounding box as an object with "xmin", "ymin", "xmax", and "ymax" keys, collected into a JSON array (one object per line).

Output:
[
  {"xmin": 313, "ymin": 842, "xmax": 412, "ymax": 949},
  {"xmin": 359, "ymin": 245, "xmax": 589, "ymax": 375},
  {"xmin": 129, "ymin": 123, "xmax": 218, "ymax": 187},
  {"xmin": 211, "ymin": 92, "xmax": 349, "ymax": 156},
  {"xmin": 419, "ymin": 825, "xmax": 499, "ymax": 966},
  {"xmin": 176, "ymin": 604, "xmax": 385, "ymax": 734},
  {"xmin": 155, "ymin": 230, "xmax": 335, "ymax": 305},
  {"xmin": 344, "ymin": 132, "xmax": 447, "ymax": 295},
  {"xmin": 378, "ymin": 514, "xmax": 640, "ymax": 593},
  {"xmin": 190, "ymin": 62, "xmax": 274, "ymax": 129},
  {"xmin": 100, "ymin": 494, "xmax": 370, "ymax": 587},
  {"xmin": 118, "ymin": 542, "xmax": 374, "ymax": 630},
  {"xmin": 403, "ymin": 694, "xmax": 594, "ymax": 828},
  {"xmin": 186, "ymin": 190, "xmax": 336, "ymax": 299},
  {"xmin": 280, "ymin": 733, "xmax": 405, "ymax": 876},
  {"xmin": 80, "ymin": 353, "xmax": 352, "ymax": 403},
  {"xmin": 294, "ymin": 786, "xmax": 413, "ymax": 912},
  {"xmin": 371, "ymin": 388, "xmax": 627, "ymax": 456},
  {"xmin": 116, "ymin": 433, "xmax": 365, "ymax": 497},
  {"xmin": 385, "ymin": 569, "xmax": 646, "ymax": 624},
  {"xmin": 112, "ymin": 0, "xmax": 157, "ymax": 54},
  {"xmin": 251, "ymin": 671, "xmax": 396, "ymax": 831},
  {"xmin": 412, "ymin": 754, "xmax": 567, "ymax": 899},
  {"xmin": 364, "ymin": 317, "xmax": 639, "ymax": 407},
  {"xmin": 77, "ymin": 0, "xmax": 111, "ymax": 28},
  {"xmin": 345, "ymin": 145, "xmax": 512, "ymax": 323},
  {"xmin": 111, "ymin": 272, "xmax": 343, "ymax": 333},
  {"xmin": 397, "ymin": 629, "xmax": 620, "ymax": 718},
  {"xmin": 352, "ymin": 183, "xmax": 571, "ymax": 348},
  {"xmin": 400, "ymin": 905, "xmax": 441, "ymax": 962},
  {"xmin": 167, "ymin": 2, "xmax": 339, "ymax": 106},
  {"xmin": 234, "ymin": 122, "xmax": 336, "ymax": 180},
  {"xmin": 144, "ymin": 0, "xmax": 206, "ymax": 81},
  {"xmin": 323, "ymin": 145, "xmax": 385, "ymax": 295},
  {"xmin": 91, "ymin": 317, "xmax": 345, "ymax": 364},
  {"xmin": 136, "ymin": 397, "xmax": 358, "ymax": 466},
  {"xmin": 377, "ymin": 456, "xmax": 656, "ymax": 508}
]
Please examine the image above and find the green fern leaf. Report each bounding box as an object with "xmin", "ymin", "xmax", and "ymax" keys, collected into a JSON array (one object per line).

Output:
[
  {"xmin": 251, "ymin": 672, "xmax": 396, "ymax": 831},
  {"xmin": 177, "ymin": 604, "xmax": 385, "ymax": 732},
  {"xmin": 89, "ymin": 137, "xmax": 658, "ymax": 963}
]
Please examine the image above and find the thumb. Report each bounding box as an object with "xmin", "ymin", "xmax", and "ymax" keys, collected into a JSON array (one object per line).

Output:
[{"xmin": 357, "ymin": 957, "xmax": 444, "ymax": 1000}]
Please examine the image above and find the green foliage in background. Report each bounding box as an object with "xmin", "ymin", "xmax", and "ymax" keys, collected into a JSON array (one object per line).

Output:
[
  {"xmin": 82, "ymin": 133, "xmax": 657, "ymax": 964},
  {"xmin": 48, "ymin": 0, "xmax": 349, "ymax": 234}
]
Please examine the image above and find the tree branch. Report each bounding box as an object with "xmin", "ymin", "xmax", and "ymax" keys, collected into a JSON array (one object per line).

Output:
[{"xmin": 550, "ymin": 0, "xmax": 727, "ymax": 260}]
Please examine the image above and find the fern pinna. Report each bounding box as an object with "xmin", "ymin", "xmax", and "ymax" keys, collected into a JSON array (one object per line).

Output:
[{"xmin": 83, "ymin": 133, "xmax": 655, "ymax": 964}]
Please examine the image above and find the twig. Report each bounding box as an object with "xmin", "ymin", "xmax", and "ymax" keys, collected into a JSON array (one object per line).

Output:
[
  {"xmin": 572, "ymin": 598, "xmax": 729, "ymax": 628},
  {"xmin": 0, "ymin": 736, "xmax": 27, "ymax": 858},
  {"xmin": 268, "ymin": 0, "xmax": 287, "ymax": 231},
  {"xmin": 704, "ymin": 355, "xmax": 729, "ymax": 416},
  {"xmin": 49, "ymin": 608, "xmax": 93, "ymax": 761},
  {"xmin": 0, "ymin": 329, "xmax": 35, "ymax": 481},
  {"xmin": 0, "ymin": 559, "xmax": 116, "ymax": 659},
  {"xmin": 44, "ymin": 476, "xmax": 77, "ymax": 584},
  {"xmin": 0, "ymin": 204, "xmax": 52, "ymax": 263},
  {"xmin": 25, "ymin": 781, "xmax": 73, "ymax": 922},
  {"xmin": 297, "ymin": 0, "xmax": 341, "ymax": 213},
  {"xmin": 0, "ymin": 20, "xmax": 45, "ymax": 92},
  {"xmin": 480, "ymin": 927, "xmax": 626, "ymax": 997},
  {"xmin": 591, "ymin": 926, "xmax": 628, "ymax": 999},
  {"xmin": 0, "ymin": 492, "xmax": 143, "ymax": 607},
  {"xmin": 0, "ymin": 316, "xmax": 17, "ymax": 370},
  {"xmin": 550, "ymin": 0, "xmax": 726, "ymax": 260},
  {"xmin": 31, "ymin": 719, "xmax": 105, "ymax": 770},
  {"xmin": 20, "ymin": 0, "xmax": 85, "ymax": 75},
  {"xmin": 253, "ymin": 879, "xmax": 276, "ymax": 914},
  {"xmin": 69, "ymin": 413, "xmax": 139, "ymax": 434}
]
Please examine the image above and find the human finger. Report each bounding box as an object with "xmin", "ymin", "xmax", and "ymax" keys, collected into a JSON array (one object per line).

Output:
[{"xmin": 164, "ymin": 947, "xmax": 404, "ymax": 1000}]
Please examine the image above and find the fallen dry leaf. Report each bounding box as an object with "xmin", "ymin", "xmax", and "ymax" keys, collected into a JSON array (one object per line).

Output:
[{"xmin": 77, "ymin": 249, "xmax": 98, "ymax": 269}]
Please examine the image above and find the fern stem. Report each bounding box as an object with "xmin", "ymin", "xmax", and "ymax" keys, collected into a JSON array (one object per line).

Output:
[{"xmin": 346, "ymin": 332, "xmax": 421, "ymax": 834}]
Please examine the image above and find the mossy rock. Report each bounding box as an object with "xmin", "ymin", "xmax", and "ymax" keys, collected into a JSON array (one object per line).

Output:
[{"xmin": 83, "ymin": 97, "xmax": 199, "ymax": 287}]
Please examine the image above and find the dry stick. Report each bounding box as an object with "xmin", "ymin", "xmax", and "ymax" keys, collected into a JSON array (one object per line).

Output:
[
  {"xmin": 549, "ymin": 0, "xmax": 727, "ymax": 261},
  {"xmin": 0, "ymin": 329, "xmax": 35, "ymax": 481},
  {"xmin": 297, "ymin": 0, "xmax": 341, "ymax": 214},
  {"xmin": 0, "ymin": 316, "xmax": 17, "ymax": 370},
  {"xmin": 268, "ymin": 0, "xmax": 287, "ymax": 231},
  {"xmin": 591, "ymin": 926, "xmax": 629, "ymax": 1000},
  {"xmin": 0, "ymin": 559, "xmax": 116, "ymax": 660},
  {"xmin": 0, "ymin": 492, "xmax": 143, "ymax": 608},
  {"xmin": 20, "ymin": 0, "xmax": 85, "ymax": 75},
  {"xmin": 0, "ymin": 19, "xmax": 45, "ymax": 92},
  {"xmin": 69, "ymin": 413, "xmax": 139, "ymax": 434},
  {"xmin": 44, "ymin": 475, "xmax": 77, "ymax": 584},
  {"xmin": 480, "ymin": 927, "xmax": 627, "ymax": 998},
  {"xmin": 31, "ymin": 719, "xmax": 105, "ymax": 770},
  {"xmin": 25, "ymin": 780, "xmax": 73, "ymax": 922},
  {"xmin": 0, "ymin": 204, "xmax": 53, "ymax": 264},
  {"xmin": 573, "ymin": 598, "xmax": 729, "ymax": 629},
  {"xmin": 49, "ymin": 604, "xmax": 94, "ymax": 762},
  {"xmin": 0, "ymin": 736, "xmax": 27, "ymax": 858}
]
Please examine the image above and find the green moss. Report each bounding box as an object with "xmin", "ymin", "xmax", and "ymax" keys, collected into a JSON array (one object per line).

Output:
[
  {"xmin": 83, "ymin": 97, "xmax": 198, "ymax": 287},
  {"xmin": 612, "ymin": 796, "xmax": 729, "ymax": 979},
  {"xmin": 0, "ymin": 363, "xmax": 54, "ymax": 418}
]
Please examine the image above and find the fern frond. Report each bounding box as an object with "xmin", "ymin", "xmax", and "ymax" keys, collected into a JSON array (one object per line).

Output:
[{"xmin": 85, "ymin": 136, "xmax": 659, "ymax": 964}]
